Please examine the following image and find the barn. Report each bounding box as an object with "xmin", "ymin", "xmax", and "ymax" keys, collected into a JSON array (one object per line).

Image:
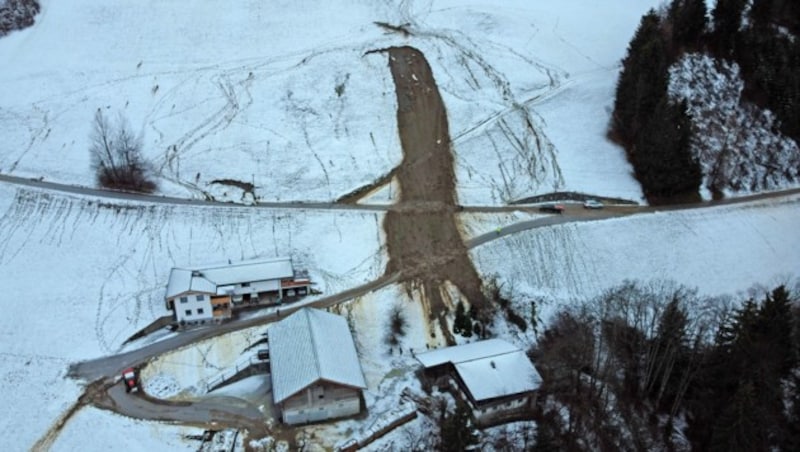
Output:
[{"xmin": 269, "ymin": 308, "xmax": 367, "ymax": 425}]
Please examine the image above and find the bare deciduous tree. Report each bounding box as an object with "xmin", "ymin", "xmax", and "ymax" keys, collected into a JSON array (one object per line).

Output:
[{"xmin": 90, "ymin": 109, "xmax": 156, "ymax": 193}]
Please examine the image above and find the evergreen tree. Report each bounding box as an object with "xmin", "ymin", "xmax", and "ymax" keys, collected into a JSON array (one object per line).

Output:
[
  {"xmin": 757, "ymin": 285, "xmax": 795, "ymax": 374},
  {"xmin": 454, "ymin": 301, "xmax": 472, "ymax": 337},
  {"xmin": 530, "ymin": 301, "xmax": 540, "ymax": 337},
  {"xmin": 711, "ymin": 0, "xmax": 747, "ymax": 57},
  {"xmin": 531, "ymin": 413, "xmax": 561, "ymax": 452},
  {"xmin": 440, "ymin": 403, "xmax": 478, "ymax": 452},
  {"xmin": 709, "ymin": 381, "xmax": 768, "ymax": 452},
  {"xmin": 668, "ymin": 0, "xmax": 707, "ymax": 50},
  {"xmin": 784, "ymin": 373, "xmax": 800, "ymax": 451},
  {"xmin": 454, "ymin": 300, "xmax": 466, "ymax": 335},
  {"xmin": 613, "ymin": 10, "xmax": 667, "ymax": 144},
  {"xmin": 633, "ymin": 98, "xmax": 701, "ymax": 200}
]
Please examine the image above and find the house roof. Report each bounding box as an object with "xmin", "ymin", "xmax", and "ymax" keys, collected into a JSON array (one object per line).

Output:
[
  {"xmin": 415, "ymin": 339, "xmax": 542, "ymax": 402},
  {"xmin": 165, "ymin": 268, "xmax": 216, "ymax": 298},
  {"xmin": 415, "ymin": 338, "xmax": 519, "ymax": 368},
  {"xmin": 454, "ymin": 350, "xmax": 542, "ymax": 401},
  {"xmin": 197, "ymin": 257, "xmax": 293, "ymax": 286},
  {"xmin": 269, "ymin": 308, "xmax": 367, "ymax": 404},
  {"xmin": 165, "ymin": 257, "xmax": 294, "ymax": 298}
]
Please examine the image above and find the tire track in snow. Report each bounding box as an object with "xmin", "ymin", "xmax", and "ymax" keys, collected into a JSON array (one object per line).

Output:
[{"xmin": 408, "ymin": 26, "xmax": 566, "ymax": 193}]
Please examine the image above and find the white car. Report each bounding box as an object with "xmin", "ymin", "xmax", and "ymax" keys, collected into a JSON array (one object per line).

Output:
[{"xmin": 583, "ymin": 199, "xmax": 603, "ymax": 209}]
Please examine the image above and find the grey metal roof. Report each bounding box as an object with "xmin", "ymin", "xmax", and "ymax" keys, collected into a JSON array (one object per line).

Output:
[
  {"xmin": 270, "ymin": 308, "xmax": 366, "ymax": 404},
  {"xmin": 165, "ymin": 257, "xmax": 293, "ymax": 298}
]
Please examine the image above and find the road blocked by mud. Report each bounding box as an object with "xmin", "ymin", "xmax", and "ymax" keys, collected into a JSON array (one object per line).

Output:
[{"xmin": 382, "ymin": 46, "xmax": 488, "ymax": 335}]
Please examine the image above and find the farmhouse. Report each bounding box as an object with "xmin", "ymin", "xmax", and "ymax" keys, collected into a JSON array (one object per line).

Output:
[
  {"xmin": 269, "ymin": 308, "xmax": 367, "ymax": 425},
  {"xmin": 164, "ymin": 257, "xmax": 310, "ymax": 326},
  {"xmin": 415, "ymin": 339, "xmax": 542, "ymax": 425}
]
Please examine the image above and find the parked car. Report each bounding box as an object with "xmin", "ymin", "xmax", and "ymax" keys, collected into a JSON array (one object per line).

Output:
[
  {"xmin": 583, "ymin": 199, "xmax": 604, "ymax": 209},
  {"xmin": 539, "ymin": 203, "xmax": 565, "ymax": 214},
  {"xmin": 122, "ymin": 367, "xmax": 140, "ymax": 393}
]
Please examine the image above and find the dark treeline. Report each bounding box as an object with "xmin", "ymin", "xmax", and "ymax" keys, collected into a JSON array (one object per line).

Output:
[
  {"xmin": 611, "ymin": 0, "xmax": 800, "ymax": 204},
  {"xmin": 713, "ymin": 0, "xmax": 800, "ymax": 141},
  {"xmin": 531, "ymin": 281, "xmax": 800, "ymax": 451},
  {"xmin": 0, "ymin": 0, "xmax": 40, "ymax": 36}
]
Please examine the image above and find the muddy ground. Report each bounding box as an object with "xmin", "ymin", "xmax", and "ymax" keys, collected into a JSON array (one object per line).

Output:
[{"xmin": 381, "ymin": 46, "xmax": 488, "ymax": 337}]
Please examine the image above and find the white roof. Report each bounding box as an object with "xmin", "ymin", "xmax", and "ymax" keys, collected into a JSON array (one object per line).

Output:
[
  {"xmin": 198, "ymin": 257, "xmax": 293, "ymax": 286},
  {"xmin": 415, "ymin": 338, "xmax": 519, "ymax": 368},
  {"xmin": 454, "ymin": 350, "xmax": 542, "ymax": 401},
  {"xmin": 415, "ymin": 339, "xmax": 542, "ymax": 401},
  {"xmin": 269, "ymin": 308, "xmax": 366, "ymax": 404},
  {"xmin": 165, "ymin": 268, "xmax": 216, "ymax": 298},
  {"xmin": 165, "ymin": 257, "xmax": 293, "ymax": 298}
]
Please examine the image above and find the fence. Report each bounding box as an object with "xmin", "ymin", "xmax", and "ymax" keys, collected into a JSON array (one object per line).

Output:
[{"xmin": 335, "ymin": 404, "xmax": 418, "ymax": 451}]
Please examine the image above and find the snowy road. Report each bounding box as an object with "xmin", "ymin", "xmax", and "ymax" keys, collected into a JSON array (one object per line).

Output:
[
  {"xmin": 0, "ymin": 173, "xmax": 387, "ymax": 212},
  {"xmin": 69, "ymin": 273, "xmax": 400, "ymax": 382}
]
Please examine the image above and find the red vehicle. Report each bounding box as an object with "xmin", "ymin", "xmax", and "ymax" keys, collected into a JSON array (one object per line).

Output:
[{"xmin": 122, "ymin": 367, "xmax": 140, "ymax": 393}]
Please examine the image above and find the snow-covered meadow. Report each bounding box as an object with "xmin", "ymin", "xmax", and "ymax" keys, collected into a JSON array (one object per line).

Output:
[
  {"xmin": 0, "ymin": 0, "xmax": 660, "ymax": 206},
  {"xmin": 471, "ymin": 195, "xmax": 800, "ymax": 325},
  {"xmin": 0, "ymin": 183, "xmax": 384, "ymax": 449},
  {"xmin": 1, "ymin": 0, "xmax": 798, "ymax": 450}
]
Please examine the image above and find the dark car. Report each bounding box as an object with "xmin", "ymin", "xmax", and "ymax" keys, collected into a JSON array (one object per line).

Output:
[
  {"xmin": 122, "ymin": 367, "xmax": 140, "ymax": 393},
  {"xmin": 539, "ymin": 203, "xmax": 565, "ymax": 214}
]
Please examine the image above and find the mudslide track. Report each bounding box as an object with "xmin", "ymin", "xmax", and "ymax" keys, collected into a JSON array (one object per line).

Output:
[{"xmin": 382, "ymin": 46, "xmax": 488, "ymax": 332}]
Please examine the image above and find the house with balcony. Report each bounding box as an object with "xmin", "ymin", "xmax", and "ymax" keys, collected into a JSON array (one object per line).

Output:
[{"xmin": 164, "ymin": 257, "xmax": 311, "ymax": 327}]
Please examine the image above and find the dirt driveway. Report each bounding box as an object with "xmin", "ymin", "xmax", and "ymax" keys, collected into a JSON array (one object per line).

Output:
[{"xmin": 382, "ymin": 46, "xmax": 488, "ymax": 336}]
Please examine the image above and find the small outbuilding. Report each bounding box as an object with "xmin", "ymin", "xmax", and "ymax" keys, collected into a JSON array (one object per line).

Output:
[
  {"xmin": 415, "ymin": 339, "xmax": 542, "ymax": 425},
  {"xmin": 269, "ymin": 308, "xmax": 367, "ymax": 425}
]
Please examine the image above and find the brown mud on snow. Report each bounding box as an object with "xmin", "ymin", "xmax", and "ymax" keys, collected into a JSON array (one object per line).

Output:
[{"xmin": 381, "ymin": 46, "xmax": 488, "ymax": 338}]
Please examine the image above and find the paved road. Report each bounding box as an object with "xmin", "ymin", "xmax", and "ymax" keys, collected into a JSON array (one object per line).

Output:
[
  {"xmin": 0, "ymin": 173, "xmax": 387, "ymax": 212},
  {"xmin": 69, "ymin": 272, "xmax": 400, "ymax": 382},
  {"xmin": 63, "ymin": 273, "xmax": 400, "ymax": 442},
  {"xmin": 97, "ymin": 385, "xmax": 269, "ymax": 436},
  {"xmin": 10, "ymin": 151, "xmax": 799, "ymax": 442}
]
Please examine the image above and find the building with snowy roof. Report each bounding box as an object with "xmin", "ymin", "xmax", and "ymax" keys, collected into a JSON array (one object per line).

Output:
[
  {"xmin": 268, "ymin": 308, "xmax": 367, "ymax": 425},
  {"xmin": 164, "ymin": 257, "xmax": 310, "ymax": 327},
  {"xmin": 415, "ymin": 338, "xmax": 542, "ymax": 425}
]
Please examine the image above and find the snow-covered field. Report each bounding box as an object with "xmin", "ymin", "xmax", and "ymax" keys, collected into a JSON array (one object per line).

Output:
[
  {"xmin": 0, "ymin": 183, "xmax": 384, "ymax": 449},
  {"xmin": 2, "ymin": 0, "xmax": 798, "ymax": 450},
  {"xmin": 410, "ymin": 0, "xmax": 654, "ymax": 203},
  {"xmin": 0, "ymin": 0, "xmax": 657, "ymax": 205},
  {"xmin": 471, "ymin": 195, "xmax": 800, "ymax": 325}
]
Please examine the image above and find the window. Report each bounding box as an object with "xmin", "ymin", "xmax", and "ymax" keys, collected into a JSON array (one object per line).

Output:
[
  {"xmin": 241, "ymin": 282, "xmax": 250, "ymax": 287},
  {"xmin": 196, "ymin": 295, "xmax": 204, "ymax": 301},
  {"xmin": 180, "ymin": 297, "xmax": 188, "ymax": 303},
  {"xmin": 197, "ymin": 308, "xmax": 204, "ymax": 315},
  {"xmin": 185, "ymin": 310, "xmax": 192, "ymax": 316}
]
